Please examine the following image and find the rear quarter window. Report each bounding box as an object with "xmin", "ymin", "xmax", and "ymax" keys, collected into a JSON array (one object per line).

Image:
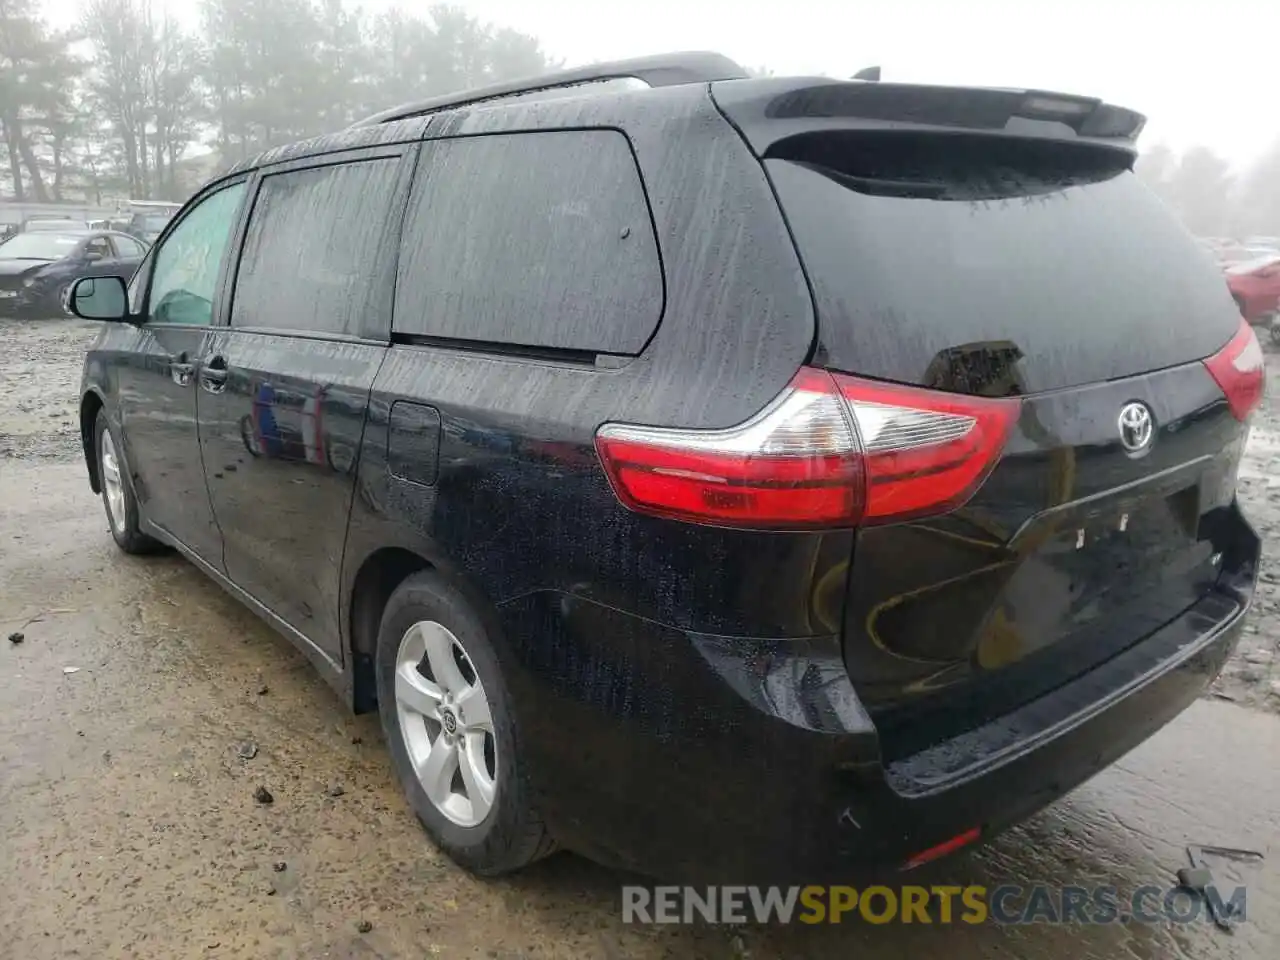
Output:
[{"xmin": 393, "ymin": 129, "xmax": 663, "ymax": 354}]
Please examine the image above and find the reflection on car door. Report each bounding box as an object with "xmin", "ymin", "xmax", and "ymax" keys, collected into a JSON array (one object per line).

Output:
[
  {"xmin": 197, "ymin": 150, "xmax": 408, "ymax": 664},
  {"xmin": 113, "ymin": 179, "xmax": 248, "ymax": 566}
]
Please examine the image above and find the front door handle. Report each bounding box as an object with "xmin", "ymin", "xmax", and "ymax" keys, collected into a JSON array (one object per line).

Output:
[
  {"xmin": 200, "ymin": 355, "xmax": 228, "ymax": 394},
  {"xmin": 168, "ymin": 351, "xmax": 194, "ymax": 387}
]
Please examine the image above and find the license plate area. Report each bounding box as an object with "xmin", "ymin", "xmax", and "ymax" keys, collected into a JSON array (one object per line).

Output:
[
  {"xmin": 1065, "ymin": 483, "xmax": 1201, "ymax": 552},
  {"xmin": 1039, "ymin": 482, "xmax": 1212, "ymax": 619},
  {"xmin": 1009, "ymin": 456, "xmax": 1212, "ymax": 552}
]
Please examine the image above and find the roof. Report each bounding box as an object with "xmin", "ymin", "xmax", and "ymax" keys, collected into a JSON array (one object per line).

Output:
[
  {"xmin": 348, "ymin": 51, "xmax": 747, "ymax": 127},
  {"xmin": 210, "ymin": 51, "xmax": 1146, "ymax": 186},
  {"xmin": 3, "ymin": 228, "xmax": 141, "ymax": 242}
]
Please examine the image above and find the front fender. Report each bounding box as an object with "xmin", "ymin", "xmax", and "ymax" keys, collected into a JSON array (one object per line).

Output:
[{"xmin": 26, "ymin": 264, "xmax": 75, "ymax": 307}]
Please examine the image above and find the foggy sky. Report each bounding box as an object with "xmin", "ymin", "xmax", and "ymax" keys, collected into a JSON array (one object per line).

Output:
[{"xmin": 45, "ymin": 0, "xmax": 1279, "ymax": 167}]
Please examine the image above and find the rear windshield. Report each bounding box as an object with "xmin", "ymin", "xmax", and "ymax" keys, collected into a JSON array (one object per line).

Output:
[{"xmin": 766, "ymin": 135, "xmax": 1241, "ymax": 395}]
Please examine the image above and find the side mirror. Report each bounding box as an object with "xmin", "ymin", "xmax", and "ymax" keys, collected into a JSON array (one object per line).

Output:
[
  {"xmin": 69, "ymin": 275, "xmax": 130, "ymax": 322},
  {"xmin": 84, "ymin": 251, "xmax": 103, "ymax": 262}
]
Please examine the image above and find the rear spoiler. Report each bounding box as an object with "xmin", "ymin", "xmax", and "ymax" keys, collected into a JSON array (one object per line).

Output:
[{"xmin": 711, "ymin": 78, "xmax": 1146, "ymax": 157}]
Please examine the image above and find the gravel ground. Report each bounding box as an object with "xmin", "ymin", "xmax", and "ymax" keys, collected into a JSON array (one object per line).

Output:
[
  {"xmin": 1222, "ymin": 407, "xmax": 1280, "ymax": 710},
  {"xmin": 0, "ymin": 316, "xmax": 88, "ymax": 461}
]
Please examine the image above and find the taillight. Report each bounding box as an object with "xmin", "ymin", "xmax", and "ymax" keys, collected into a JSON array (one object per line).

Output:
[
  {"xmin": 830, "ymin": 373, "xmax": 1019, "ymax": 523},
  {"xmin": 594, "ymin": 367, "xmax": 1019, "ymax": 529},
  {"xmin": 1204, "ymin": 318, "xmax": 1265, "ymax": 421},
  {"xmin": 595, "ymin": 368, "xmax": 862, "ymax": 529}
]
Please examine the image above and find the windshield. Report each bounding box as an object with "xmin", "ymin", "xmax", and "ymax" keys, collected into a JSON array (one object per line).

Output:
[{"xmin": 0, "ymin": 232, "xmax": 80, "ymax": 260}]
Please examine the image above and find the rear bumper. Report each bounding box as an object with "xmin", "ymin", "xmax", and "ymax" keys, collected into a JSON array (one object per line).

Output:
[
  {"xmin": 500, "ymin": 505, "xmax": 1258, "ymax": 884},
  {"xmin": 873, "ymin": 587, "xmax": 1247, "ymax": 861}
]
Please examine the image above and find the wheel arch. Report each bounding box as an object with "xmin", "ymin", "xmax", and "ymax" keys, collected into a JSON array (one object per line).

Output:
[
  {"xmin": 347, "ymin": 546, "xmax": 434, "ymax": 713},
  {"xmin": 80, "ymin": 390, "xmax": 106, "ymax": 493},
  {"xmin": 345, "ymin": 540, "xmax": 513, "ymax": 714}
]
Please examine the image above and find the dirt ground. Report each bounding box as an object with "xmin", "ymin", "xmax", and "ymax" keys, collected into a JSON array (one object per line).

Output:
[{"xmin": 1, "ymin": 317, "xmax": 1278, "ymax": 959}]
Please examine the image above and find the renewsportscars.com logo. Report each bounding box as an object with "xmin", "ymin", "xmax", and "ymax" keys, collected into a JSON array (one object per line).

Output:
[{"xmin": 621, "ymin": 884, "xmax": 1248, "ymax": 925}]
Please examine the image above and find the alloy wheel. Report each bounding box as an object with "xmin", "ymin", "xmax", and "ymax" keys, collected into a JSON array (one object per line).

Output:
[
  {"xmin": 394, "ymin": 620, "xmax": 498, "ymax": 827},
  {"xmin": 100, "ymin": 430, "xmax": 125, "ymax": 534}
]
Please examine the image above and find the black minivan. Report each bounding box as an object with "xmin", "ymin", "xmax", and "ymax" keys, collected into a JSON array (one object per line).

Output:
[{"xmin": 73, "ymin": 53, "xmax": 1262, "ymax": 883}]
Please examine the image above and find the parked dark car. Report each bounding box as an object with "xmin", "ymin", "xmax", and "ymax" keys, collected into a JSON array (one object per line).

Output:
[
  {"xmin": 73, "ymin": 53, "xmax": 1262, "ymax": 885},
  {"xmin": 0, "ymin": 229, "xmax": 147, "ymax": 319}
]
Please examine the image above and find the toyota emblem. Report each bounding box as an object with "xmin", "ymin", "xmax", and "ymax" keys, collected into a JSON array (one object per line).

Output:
[{"xmin": 1118, "ymin": 401, "xmax": 1154, "ymax": 455}]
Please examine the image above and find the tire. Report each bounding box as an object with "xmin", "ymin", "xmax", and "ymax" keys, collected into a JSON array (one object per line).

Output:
[
  {"xmin": 375, "ymin": 570, "xmax": 554, "ymax": 876},
  {"xmin": 61, "ymin": 279, "xmax": 79, "ymax": 316},
  {"xmin": 94, "ymin": 409, "xmax": 161, "ymax": 554},
  {"xmin": 52, "ymin": 282, "xmax": 73, "ymax": 318}
]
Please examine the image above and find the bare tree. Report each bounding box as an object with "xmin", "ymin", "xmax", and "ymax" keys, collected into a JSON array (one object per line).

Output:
[
  {"xmin": 82, "ymin": 0, "xmax": 151, "ymax": 196},
  {"xmin": 0, "ymin": 0, "xmax": 79, "ymax": 200},
  {"xmin": 1235, "ymin": 138, "xmax": 1280, "ymax": 237},
  {"xmin": 147, "ymin": 14, "xmax": 204, "ymax": 198},
  {"xmin": 5, "ymin": 0, "xmax": 559, "ymax": 201},
  {"xmin": 1135, "ymin": 143, "xmax": 1176, "ymax": 187},
  {"xmin": 1136, "ymin": 143, "xmax": 1237, "ymax": 236}
]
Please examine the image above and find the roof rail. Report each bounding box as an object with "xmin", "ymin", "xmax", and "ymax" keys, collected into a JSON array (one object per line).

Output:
[{"xmin": 348, "ymin": 51, "xmax": 748, "ymax": 128}]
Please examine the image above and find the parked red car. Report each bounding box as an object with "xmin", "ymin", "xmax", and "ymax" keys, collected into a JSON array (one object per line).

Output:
[{"xmin": 1226, "ymin": 253, "xmax": 1280, "ymax": 342}]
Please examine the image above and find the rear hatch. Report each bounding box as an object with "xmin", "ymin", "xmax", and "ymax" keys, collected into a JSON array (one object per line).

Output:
[{"xmin": 713, "ymin": 79, "xmax": 1261, "ymax": 762}]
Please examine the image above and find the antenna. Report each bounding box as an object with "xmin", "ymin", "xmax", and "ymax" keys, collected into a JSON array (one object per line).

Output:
[{"xmin": 852, "ymin": 66, "xmax": 881, "ymax": 82}]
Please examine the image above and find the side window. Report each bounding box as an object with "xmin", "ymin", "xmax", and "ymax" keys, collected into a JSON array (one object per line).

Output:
[
  {"xmin": 394, "ymin": 130, "xmax": 663, "ymax": 354},
  {"xmin": 147, "ymin": 182, "xmax": 246, "ymax": 326},
  {"xmin": 111, "ymin": 235, "xmax": 146, "ymax": 258},
  {"xmin": 231, "ymin": 159, "xmax": 399, "ymax": 336},
  {"xmin": 84, "ymin": 236, "xmax": 112, "ymax": 260}
]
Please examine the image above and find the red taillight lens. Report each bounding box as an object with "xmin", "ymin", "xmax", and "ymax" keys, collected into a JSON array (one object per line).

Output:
[
  {"xmin": 595, "ymin": 368, "xmax": 863, "ymax": 529},
  {"xmin": 831, "ymin": 373, "xmax": 1019, "ymax": 524},
  {"xmin": 1204, "ymin": 318, "xmax": 1265, "ymax": 421},
  {"xmin": 594, "ymin": 367, "xmax": 1019, "ymax": 529}
]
